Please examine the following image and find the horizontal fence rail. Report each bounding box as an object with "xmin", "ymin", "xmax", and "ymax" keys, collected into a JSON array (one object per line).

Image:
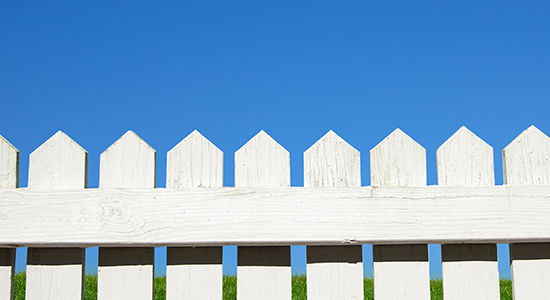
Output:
[{"xmin": 0, "ymin": 126, "xmax": 549, "ymax": 299}]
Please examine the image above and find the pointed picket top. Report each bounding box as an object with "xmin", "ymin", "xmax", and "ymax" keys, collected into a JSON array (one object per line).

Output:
[
  {"xmin": 167, "ymin": 130, "xmax": 223, "ymax": 188},
  {"xmin": 370, "ymin": 128, "xmax": 426, "ymax": 187},
  {"xmin": 235, "ymin": 130, "xmax": 290, "ymax": 187},
  {"xmin": 304, "ymin": 130, "xmax": 360, "ymax": 187},
  {"xmin": 28, "ymin": 131, "xmax": 87, "ymax": 189},
  {"xmin": 503, "ymin": 125, "xmax": 550, "ymax": 185},
  {"xmin": 436, "ymin": 126, "xmax": 494, "ymax": 186},
  {"xmin": 0, "ymin": 134, "xmax": 19, "ymax": 188},
  {"xmin": 100, "ymin": 130, "xmax": 156, "ymax": 188}
]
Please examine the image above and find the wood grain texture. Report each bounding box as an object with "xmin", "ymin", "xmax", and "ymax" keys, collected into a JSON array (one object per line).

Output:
[
  {"xmin": 370, "ymin": 128, "xmax": 426, "ymax": 187},
  {"xmin": 26, "ymin": 248, "xmax": 85, "ymax": 300},
  {"xmin": 235, "ymin": 130, "xmax": 290, "ymax": 188},
  {"xmin": 26, "ymin": 131, "xmax": 86, "ymax": 300},
  {"xmin": 0, "ymin": 248, "xmax": 14, "ymax": 300},
  {"xmin": 28, "ymin": 131, "xmax": 87, "ymax": 189},
  {"xmin": 166, "ymin": 247, "xmax": 222, "ymax": 299},
  {"xmin": 2, "ymin": 186, "xmax": 550, "ymax": 246},
  {"xmin": 0, "ymin": 135, "xmax": 18, "ymax": 189},
  {"xmin": 100, "ymin": 131, "xmax": 156, "ymax": 189},
  {"xmin": 438, "ymin": 127, "xmax": 499, "ymax": 300},
  {"xmin": 503, "ymin": 126, "xmax": 550, "ymax": 185},
  {"xmin": 166, "ymin": 130, "xmax": 223, "ymax": 300},
  {"xmin": 235, "ymin": 130, "xmax": 291, "ymax": 300},
  {"xmin": 167, "ymin": 130, "xmax": 223, "ymax": 188},
  {"xmin": 98, "ymin": 131, "xmax": 155, "ymax": 300},
  {"xmin": 371, "ymin": 128, "xmax": 430, "ymax": 300},
  {"xmin": 504, "ymin": 126, "xmax": 550, "ymax": 300},
  {"xmin": 305, "ymin": 131, "xmax": 363, "ymax": 300},
  {"xmin": 304, "ymin": 130, "xmax": 360, "ymax": 188}
]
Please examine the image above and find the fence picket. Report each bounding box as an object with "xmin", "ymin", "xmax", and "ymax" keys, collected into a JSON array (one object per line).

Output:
[
  {"xmin": 370, "ymin": 128, "xmax": 430, "ymax": 300},
  {"xmin": 26, "ymin": 131, "xmax": 86, "ymax": 300},
  {"xmin": 235, "ymin": 131, "xmax": 291, "ymax": 300},
  {"xmin": 0, "ymin": 135, "xmax": 17, "ymax": 300},
  {"xmin": 304, "ymin": 130, "xmax": 363, "ymax": 300},
  {"xmin": 437, "ymin": 127, "xmax": 499, "ymax": 299},
  {"xmin": 503, "ymin": 125, "xmax": 550, "ymax": 299},
  {"xmin": 166, "ymin": 130, "xmax": 223, "ymax": 299},
  {"xmin": 98, "ymin": 131, "xmax": 155, "ymax": 300}
]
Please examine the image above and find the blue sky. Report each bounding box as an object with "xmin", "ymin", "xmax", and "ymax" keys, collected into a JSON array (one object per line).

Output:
[{"xmin": 2, "ymin": 1, "xmax": 550, "ymax": 279}]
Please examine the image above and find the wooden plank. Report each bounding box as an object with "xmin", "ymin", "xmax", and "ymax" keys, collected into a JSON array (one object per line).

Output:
[
  {"xmin": 437, "ymin": 127, "xmax": 499, "ymax": 300},
  {"xmin": 2, "ymin": 186, "xmax": 550, "ymax": 246},
  {"xmin": 304, "ymin": 130, "xmax": 363, "ymax": 300},
  {"xmin": 371, "ymin": 129, "xmax": 430, "ymax": 300},
  {"xmin": 0, "ymin": 134, "xmax": 17, "ymax": 300},
  {"xmin": 98, "ymin": 131, "xmax": 155, "ymax": 300},
  {"xmin": 26, "ymin": 131, "xmax": 86, "ymax": 300},
  {"xmin": 504, "ymin": 126, "xmax": 550, "ymax": 299},
  {"xmin": 235, "ymin": 131, "xmax": 291, "ymax": 300},
  {"xmin": 0, "ymin": 248, "xmax": 14, "ymax": 300},
  {"xmin": 166, "ymin": 130, "xmax": 223, "ymax": 300},
  {"xmin": 0, "ymin": 134, "xmax": 19, "ymax": 189}
]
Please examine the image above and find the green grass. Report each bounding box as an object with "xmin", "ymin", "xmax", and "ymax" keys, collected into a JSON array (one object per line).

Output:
[{"xmin": 12, "ymin": 273, "xmax": 513, "ymax": 299}]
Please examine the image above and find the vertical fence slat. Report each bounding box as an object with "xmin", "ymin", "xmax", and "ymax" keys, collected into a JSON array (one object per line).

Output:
[
  {"xmin": 98, "ymin": 131, "xmax": 155, "ymax": 300},
  {"xmin": 236, "ymin": 130, "xmax": 291, "ymax": 300},
  {"xmin": 26, "ymin": 131, "xmax": 86, "ymax": 300},
  {"xmin": 304, "ymin": 130, "xmax": 363, "ymax": 300},
  {"xmin": 166, "ymin": 130, "xmax": 223, "ymax": 299},
  {"xmin": 370, "ymin": 128, "xmax": 430, "ymax": 300},
  {"xmin": 503, "ymin": 125, "xmax": 550, "ymax": 299},
  {"xmin": 0, "ymin": 134, "xmax": 17, "ymax": 300},
  {"xmin": 437, "ymin": 126, "xmax": 499, "ymax": 299}
]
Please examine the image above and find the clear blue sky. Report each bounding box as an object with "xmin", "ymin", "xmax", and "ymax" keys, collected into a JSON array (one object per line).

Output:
[{"xmin": 2, "ymin": 1, "xmax": 550, "ymax": 279}]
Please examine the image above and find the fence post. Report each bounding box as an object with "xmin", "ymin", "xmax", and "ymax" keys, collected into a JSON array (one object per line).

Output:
[
  {"xmin": 236, "ymin": 130, "xmax": 292, "ymax": 300},
  {"xmin": 166, "ymin": 130, "xmax": 223, "ymax": 299},
  {"xmin": 437, "ymin": 126, "xmax": 499, "ymax": 299},
  {"xmin": 26, "ymin": 131, "xmax": 86, "ymax": 300},
  {"xmin": 304, "ymin": 130, "xmax": 363, "ymax": 300},
  {"xmin": 97, "ymin": 131, "xmax": 155, "ymax": 300},
  {"xmin": 503, "ymin": 126, "xmax": 550, "ymax": 299},
  {"xmin": 0, "ymin": 134, "xmax": 17, "ymax": 300},
  {"xmin": 371, "ymin": 128, "xmax": 430, "ymax": 300}
]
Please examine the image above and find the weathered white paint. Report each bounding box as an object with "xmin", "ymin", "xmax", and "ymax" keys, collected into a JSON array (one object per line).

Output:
[
  {"xmin": 236, "ymin": 131, "xmax": 291, "ymax": 300},
  {"xmin": 503, "ymin": 125, "xmax": 550, "ymax": 185},
  {"xmin": 370, "ymin": 128, "xmax": 426, "ymax": 187},
  {"xmin": 99, "ymin": 131, "xmax": 156, "ymax": 189},
  {"xmin": 26, "ymin": 132, "xmax": 86, "ymax": 300},
  {"xmin": 98, "ymin": 131, "xmax": 155, "ymax": 300},
  {"xmin": 504, "ymin": 126, "xmax": 550, "ymax": 299},
  {"xmin": 166, "ymin": 247, "xmax": 222, "ymax": 299},
  {"xmin": 438, "ymin": 127, "xmax": 499, "ymax": 300},
  {"xmin": 2, "ymin": 186, "xmax": 550, "ymax": 246},
  {"xmin": 371, "ymin": 128, "xmax": 430, "ymax": 300},
  {"xmin": 0, "ymin": 134, "xmax": 18, "ymax": 189},
  {"xmin": 510, "ymin": 243, "xmax": 550, "ymax": 299},
  {"xmin": 235, "ymin": 130, "xmax": 290, "ymax": 188},
  {"xmin": 166, "ymin": 130, "xmax": 223, "ymax": 300},
  {"xmin": 98, "ymin": 248, "xmax": 154, "ymax": 300},
  {"xmin": 0, "ymin": 135, "xmax": 16, "ymax": 300},
  {"xmin": 0, "ymin": 248, "xmax": 14, "ymax": 300},
  {"xmin": 28, "ymin": 131, "xmax": 87, "ymax": 189},
  {"xmin": 437, "ymin": 126, "xmax": 494, "ymax": 186},
  {"xmin": 167, "ymin": 130, "xmax": 223, "ymax": 188},
  {"xmin": 304, "ymin": 130, "xmax": 363, "ymax": 300},
  {"xmin": 304, "ymin": 130, "xmax": 360, "ymax": 187},
  {"xmin": 307, "ymin": 246, "xmax": 363, "ymax": 299},
  {"xmin": 26, "ymin": 248, "xmax": 85, "ymax": 300}
]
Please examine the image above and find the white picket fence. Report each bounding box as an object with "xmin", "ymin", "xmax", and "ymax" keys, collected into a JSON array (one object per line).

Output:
[{"xmin": 1, "ymin": 126, "xmax": 549, "ymax": 300}]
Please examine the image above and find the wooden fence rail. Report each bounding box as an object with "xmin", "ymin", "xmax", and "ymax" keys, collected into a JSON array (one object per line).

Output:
[{"xmin": 0, "ymin": 126, "xmax": 549, "ymax": 299}]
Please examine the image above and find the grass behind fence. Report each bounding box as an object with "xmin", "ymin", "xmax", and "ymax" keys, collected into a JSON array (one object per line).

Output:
[{"xmin": 12, "ymin": 273, "xmax": 512, "ymax": 300}]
